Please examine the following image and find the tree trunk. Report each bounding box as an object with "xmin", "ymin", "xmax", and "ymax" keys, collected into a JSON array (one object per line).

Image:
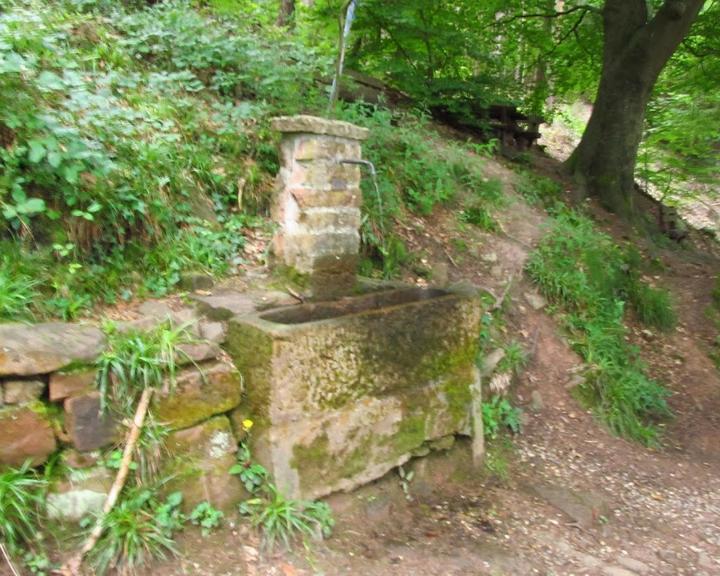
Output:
[
  {"xmin": 567, "ymin": 0, "xmax": 705, "ymax": 218},
  {"xmin": 277, "ymin": 0, "xmax": 295, "ymax": 28}
]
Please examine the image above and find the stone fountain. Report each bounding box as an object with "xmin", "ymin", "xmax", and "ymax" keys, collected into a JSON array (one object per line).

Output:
[{"xmin": 226, "ymin": 116, "xmax": 482, "ymax": 499}]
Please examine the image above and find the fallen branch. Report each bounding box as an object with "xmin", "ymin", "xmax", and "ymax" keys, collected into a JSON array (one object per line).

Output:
[
  {"xmin": 59, "ymin": 387, "xmax": 155, "ymax": 575},
  {"xmin": 0, "ymin": 542, "xmax": 21, "ymax": 576}
]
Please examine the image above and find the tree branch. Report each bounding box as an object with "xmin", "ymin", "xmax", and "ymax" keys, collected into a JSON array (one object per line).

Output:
[{"xmin": 492, "ymin": 5, "xmax": 600, "ymax": 28}]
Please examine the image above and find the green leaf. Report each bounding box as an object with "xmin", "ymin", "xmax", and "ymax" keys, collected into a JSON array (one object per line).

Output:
[
  {"xmin": 28, "ymin": 141, "xmax": 45, "ymax": 163},
  {"xmin": 36, "ymin": 70, "xmax": 64, "ymax": 91},
  {"xmin": 47, "ymin": 151, "xmax": 62, "ymax": 168},
  {"xmin": 16, "ymin": 198, "xmax": 46, "ymax": 215}
]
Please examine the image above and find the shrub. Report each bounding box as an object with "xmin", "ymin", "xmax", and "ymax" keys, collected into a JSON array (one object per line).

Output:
[{"xmin": 482, "ymin": 396, "xmax": 522, "ymax": 440}]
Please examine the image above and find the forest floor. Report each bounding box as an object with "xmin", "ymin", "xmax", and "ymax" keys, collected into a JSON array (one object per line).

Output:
[{"xmin": 127, "ymin": 151, "xmax": 720, "ymax": 576}]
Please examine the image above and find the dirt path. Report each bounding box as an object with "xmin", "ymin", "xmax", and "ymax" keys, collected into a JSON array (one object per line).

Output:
[{"xmin": 130, "ymin": 154, "xmax": 720, "ymax": 576}]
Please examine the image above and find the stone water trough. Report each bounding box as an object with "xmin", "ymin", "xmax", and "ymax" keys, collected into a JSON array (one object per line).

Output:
[{"xmin": 227, "ymin": 116, "xmax": 483, "ymax": 500}]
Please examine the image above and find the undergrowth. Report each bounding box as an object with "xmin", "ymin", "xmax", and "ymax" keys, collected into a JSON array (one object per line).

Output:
[
  {"xmin": 0, "ymin": 462, "xmax": 48, "ymax": 557},
  {"xmin": 526, "ymin": 209, "xmax": 674, "ymax": 444}
]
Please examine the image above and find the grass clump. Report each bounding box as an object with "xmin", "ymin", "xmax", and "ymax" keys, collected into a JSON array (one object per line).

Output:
[
  {"xmin": 96, "ymin": 320, "xmax": 194, "ymax": 414},
  {"xmin": 86, "ymin": 489, "xmax": 180, "ymax": 576},
  {"xmin": 514, "ymin": 169, "xmax": 562, "ymax": 209},
  {"xmin": 0, "ymin": 462, "xmax": 48, "ymax": 557},
  {"xmin": 239, "ymin": 485, "xmax": 334, "ymax": 551},
  {"xmin": 526, "ymin": 209, "xmax": 673, "ymax": 445}
]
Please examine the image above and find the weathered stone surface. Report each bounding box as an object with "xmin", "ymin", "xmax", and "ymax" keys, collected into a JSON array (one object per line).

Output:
[
  {"xmin": 118, "ymin": 302, "xmax": 201, "ymax": 335},
  {"xmin": 527, "ymin": 482, "xmax": 611, "ymax": 528},
  {"xmin": 199, "ymin": 321, "xmax": 227, "ymax": 344},
  {"xmin": 0, "ymin": 322, "xmax": 104, "ymax": 377},
  {"xmin": 179, "ymin": 272, "xmax": 214, "ymax": 291},
  {"xmin": 524, "ymin": 291, "xmax": 547, "ymax": 310},
  {"xmin": 192, "ymin": 290, "xmax": 297, "ymax": 321},
  {"xmin": 3, "ymin": 379, "xmax": 45, "ymax": 404},
  {"xmin": 298, "ymin": 207, "xmax": 362, "ymax": 231},
  {"xmin": 226, "ymin": 287, "xmax": 481, "ymax": 499},
  {"xmin": 165, "ymin": 416, "xmax": 245, "ymax": 512},
  {"xmin": 47, "ymin": 466, "xmax": 113, "ymax": 521},
  {"xmin": 293, "ymin": 136, "xmax": 362, "ymax": 161},
  {"xmin": 0, "ymin": 404, "xmax": 57, "ymax": 466},
  {"xmin": 64, "ymin": 393, "xmax": 116, "ymax": 452},
  {"xmin": 271, "ymin": 115, "xmax": 369, "ymax": 141},
  {"xmin": 291, "ymin": 187, "xmax": 362, "ymax": 209},
  {"xmin": 176, "ymin": 342, "xmax": 220, "ymax": 365},
  {"xmin": 49, "ymin": 369, "xmax": 96, "ymax": 402},
  {"xmin": 154, "ymin": 362, "xmax": 243, "ymax": 430}
]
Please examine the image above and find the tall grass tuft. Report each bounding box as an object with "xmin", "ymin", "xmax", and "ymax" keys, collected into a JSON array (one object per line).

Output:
[{"xmin": 0, "ymin": 462, "xmax": 48, "ymax": 555}]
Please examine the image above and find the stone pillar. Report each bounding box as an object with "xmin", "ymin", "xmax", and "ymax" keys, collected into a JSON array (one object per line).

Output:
[{"xmin": 270, "ymin": 115, "xmax": 369, "ymax": 299}]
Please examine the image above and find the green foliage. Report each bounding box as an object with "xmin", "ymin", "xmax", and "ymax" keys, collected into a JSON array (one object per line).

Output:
[
  {"xmin": 338, "ymin": 104, "xmax": 502, "ymax": 277},
  {"xmin": 230, "ymin": 443, "xmax": 270, "ymax": 493},
  {"xmin": 482, "ymin": 396, "xmax": 522, "ymax": 440},
  {"xmin": 96, "ymin": 321, "xmax": 194, "ymax": 414},
  {"xmin": 0, "ymin": 257, "xmax": 38, "ymax": 321},
  {"xmin": 0, "ymin": 0, "xmax": 326, "ymax": 319},
  {"xmin": 514, "ymin": 170, "xmax": 563, "ymax": 210},
  {"xmin": 0, "ymin": 462, "xmax": 48, "ymax": 555},
  {"xmin": 153, "ymin": 491, "xmax": 185, "ymax": 536},
  {"xmin": 239, "ymin": 485, "xmax": 334, "ymax": 550},
  {"xmin": 625, "ymin": 279, "xmax": 676, "ymax": 331},
  {"xmin": 189, "ymin": 502, "xmax": 223, "ymax": 537},
  {"xmin": 86, "ymin": 488, "xmax": 179, "ymax": 576},
  {"xmin": 526, "ymin": 209, "xmax": 672, "ymax": 444},
  {"xmin": 497, "ymin": 341, "xmax": 528, "ymax": 375}
]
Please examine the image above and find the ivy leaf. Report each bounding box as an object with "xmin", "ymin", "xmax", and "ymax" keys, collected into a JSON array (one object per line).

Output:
[
  {"xmin": 36, "ymin": 70, "xmax": 64, "ymax": 91},
  {"xmin": 28, "ymin": 141, "xmax": 46, "ymax": 163},
  {"xmin": 47, "ymin": 151, "xmax": 63, "ymax": 168},
  {"xmin": 16, "ymin": 198, "xmax": 46, "ymax": 215}
]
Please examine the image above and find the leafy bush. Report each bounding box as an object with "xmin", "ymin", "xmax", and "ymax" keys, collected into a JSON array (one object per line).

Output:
[
  {"xmin": 482, "ymin": 396, "xmax": 522, "ymax": 439},
  {"xmin": 189, "ymin": 502, "xmax": 223, "ymax": 537},
  {"xmin": 0, "ymin": 462, "xmax": 48, "ymax": 556},
  {"xmin": 526, "ymin": 209, "xmax": 672, "ymax": 444},
  {"xmin": 0, "ymin": 1, "xmax": 326, "ymax": 320}
]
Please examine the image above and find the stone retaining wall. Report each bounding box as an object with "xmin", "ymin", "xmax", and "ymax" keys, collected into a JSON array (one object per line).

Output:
[{"xmin": 0, "ymin": 300, "xmax": 250, "ymax": 517}]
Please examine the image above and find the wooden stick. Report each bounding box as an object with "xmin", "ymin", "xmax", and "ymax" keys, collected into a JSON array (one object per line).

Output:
[
  {"xmin": 0, "ymin": 542, "xmax": 21, "ymax": 576},
  {"xmin": 59, "ymin": 387, "xmax": 155, "ymax": 575}
]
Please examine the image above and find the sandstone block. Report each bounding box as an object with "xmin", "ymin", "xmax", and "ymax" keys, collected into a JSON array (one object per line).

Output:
[
  {"xmin": 47, "ymin": 466, "xmax": 113, "ymax": 521},
  {"xmin": 0, "ymin": 322, "xmax": 104, "ymax": 377},
  {"xmin": 3, "ymin": 379, "xmax": 45, "ymax": 404},
  {"xmin": 299, "ymin": 207, "xmax": 362, "ymax": 232},
  {"xmin": 292, "ymin": 136, "xmax": 361, "ymax": 162},
  {"xmin": 64, "ymin": 393, "xmax": 116, "ymax": 452},
  {"xmin": 271, "ymin": 115, "xmax": 369, "ymax": 141},
  {"xmin": 154, "ymin": 361, "xmax": 243, "ymax": 430},
  {"xmin": 165, "ymin": 416, "xmax": 245, "ymax": 512},
  {"xmin": 49, "ymin": 370, "xmax": 96, "ymax": 402},
  {"xmin": 290, "ymin": 187, "xmax": 362, "ymax": 209},
  {"xmin": 0, "ymin": 404, "xmax": 57, "ymax": 467}
]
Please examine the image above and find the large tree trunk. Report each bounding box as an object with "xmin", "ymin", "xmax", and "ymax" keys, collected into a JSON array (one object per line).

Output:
[
  {"xmin": 277, "ymin": 0, "xmax": 296, "ymax": 28},
  {"xmin": 566, "ymin": 0, "xmax": 704, "ymax": 218}
]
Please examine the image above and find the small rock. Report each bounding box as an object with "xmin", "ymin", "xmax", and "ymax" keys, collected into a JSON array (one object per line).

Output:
[
  {"xmin": 524, "ymin": 291, "xmax": 547, "ymax": 311},
  {"xmin": 199, "ymin": 321, "xmax": 227, "ymax": 344},
  {"xmin": 179, "ymin": 272, "xmax": 214, "ymax": 291},
  {"xmin": 617, "ymin": 556, "xmax": 650, "ymax": 574},
  {"xmin": 3, "ymin": 379, "xmax": 45, "ymax": 404},
  {"xmin": 47, "ymin": 466, "xmax": 113, "ymax": 521},
  {"xmin": 481, "ymin": 252, "xmax": 498, "ymax": 263},
  {"xmin": 530, "ymin": 389, "xmax": 544, "ymax": 412},
  {"xmin": 481, "ymin": 348, "xmax": 506, "ymax": 377},
  {"xmin": 603, "ymin": 566, "xmax": 637, "ymax": 576}
]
